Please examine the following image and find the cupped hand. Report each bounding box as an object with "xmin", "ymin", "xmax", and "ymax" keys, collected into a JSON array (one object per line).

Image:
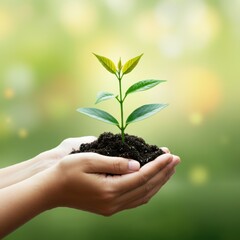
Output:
[
  {"xmin": 35, "ymin": 136, "xmax": 97, "ymax": 168},
  {"xmin": 45, "ymin": 152, "xmax": 180, "ymax": 216}
]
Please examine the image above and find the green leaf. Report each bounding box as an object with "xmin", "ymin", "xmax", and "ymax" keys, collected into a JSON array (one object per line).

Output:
[
  {"xmin": 125, "ymin": 80, "xmax": 166, "ymax": 98},
  {"xmin": 118, "ymin": 58, "xmax": 122, "ymax": 71},
  {"xmin": 77, "ymin": 108, "xmax": 119, "ymax": 125},
  {"xmin": 93, "ymin": 53, "xmax": 117, "ymax": 74},
  {"xmin": 122, "ymin": 53, "xmax": 143, "ymax": 75},
  {"xmin": 95, "ymin": 91, "xmax": 115, "ymax": 104},
  {"xmin": 126, "ymin": 104, "xmax": 168, "ymax": 125}
]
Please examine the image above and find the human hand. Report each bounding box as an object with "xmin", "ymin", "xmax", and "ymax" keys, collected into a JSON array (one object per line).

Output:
[
  {"xmin": 28, "ymin": 136, "xmax": 98, "ymax": 177},
  {"xmin": 36, "ymin": 136, "xmax": 97, "ymax": 167},
  {"xmin": 0, "ymin": 136, "xmax": 97, "ymax": 189},
  {"xmin": 42, "ymin": 152, "xmax": 180, "ymax": 216},
  {"xmin": 0, "ymin": 136, "xmax": 180, "ymax": 239}
]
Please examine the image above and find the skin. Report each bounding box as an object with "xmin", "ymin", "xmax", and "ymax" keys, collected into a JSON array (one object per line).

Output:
[{"xmin": 0, "ymin": 137, "xmax": 180, "ymax": 238}]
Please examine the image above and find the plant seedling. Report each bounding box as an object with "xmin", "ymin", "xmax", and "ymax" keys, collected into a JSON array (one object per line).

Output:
[{"xmin": 77, "ymin": 53, "xmax": 168, "ymax": 143}]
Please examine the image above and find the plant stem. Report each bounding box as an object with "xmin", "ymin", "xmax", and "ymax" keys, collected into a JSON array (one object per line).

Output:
[{"xmin": 117, "ymin": 72, "xmax": 125, "ymax": 143}]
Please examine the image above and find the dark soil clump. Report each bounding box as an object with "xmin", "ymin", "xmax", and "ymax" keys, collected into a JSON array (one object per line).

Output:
[{"xmin": 71, "ymin": 132, "xmax": 165, "ymax": 166}]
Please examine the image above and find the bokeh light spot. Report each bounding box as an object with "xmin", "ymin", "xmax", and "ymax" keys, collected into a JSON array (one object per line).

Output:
[
  {"xmin": 135, "ymin": 11, "xmax": 161, "ymax": 44},
  {"xmin": 59, "ymin": 0, "xmax": 97, "ymax": 35},
  {"xmin": 4, "ymin": 64, "xmax": 35, "ymax": 96},
  {"xmin": 183, "ymin": 3, "xmax": 221, "ymax": 49},
  {"xmin": 18, "ymin": 128, "xmax": 28, "ymax": 139},
  {"xmin": 189, "ymin": 112, "xmax": 203, "ymax": 126},
  {"xmin": 0, "ymin": 8, "xmax": 14, "ymax": 39},
  {"xmin": 189, "ymin": 166, "xmax": 208, "ymax": 185},
  {"xmin": 178, "ymin": 67, "xmax": 222, "ymax": 114},
  {"xmin": 4, "ymin": 88, "xmax": 15, "ymax": 100},
  {"xmin": 103, "ymin": 0, "xmax": 135, "ymax": 15},
  {"xmin": 5, "ymin": 116, "xmax": 13, "ymax": 124},
  {"xmin": 155, "ymin": 0, "xmax": 221, "ymax": 57}
]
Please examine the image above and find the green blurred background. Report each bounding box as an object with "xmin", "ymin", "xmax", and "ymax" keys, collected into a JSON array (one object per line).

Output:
[{"xmin": 0, "ymin": 0, "xmax": 239, "ymax": 239}]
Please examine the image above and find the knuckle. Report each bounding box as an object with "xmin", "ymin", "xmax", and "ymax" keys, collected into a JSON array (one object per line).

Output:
[
  {"xmin": 164, "ymin": 175, "xmax": 170, "ymax": 182},
  {"xmin": 162, "ymin": 173, "xmax": 172, "ymax": 184},
  {"xmin": 99, "ymin": 203, "xmax": 117, "ymax": 217},
  {"xmin": 142, "ymin": 196, "xmax": 150, "ymax": 205},
  {"xmin": 99, "ymin": 183, "xmax": 116, "ymax": 202},
  {"xmin": 82, "ymin": 157, "xmax": 96, "ymax": 171},
  {"xmin": 167, "ymin": 167, "xmax": 174, "ymax": 177},
  {"xmin": 145, "ymin": 182, "xmax": 154, "ymax": 193},
  {"xmin": 101, "ymin": 207, "xmax": 117, "ymax": 217},
  {"xmin": 100, "ymin": 191, "xmax": 114, "ymax": 202},
  {"xmin": 57, "ymin": 158, "xmax": 68, "ymax": 171},
  {"xmin": 140, "ymin": 172, "xmax": 149, "ymax": 185},
  {"xmin": 142, "ymin": 182, "xmax": 154, "ymax": 197},
  {"xmin": 113, "ymin": 160, "xmax": 123, "ymax": 173},
  {"xmin": 97, "ymin": 183, "xmax": 119, "ymax": 216},
  {"xmin": 164, "ymin": 170, "xmax": 175, "ymax": 182}
]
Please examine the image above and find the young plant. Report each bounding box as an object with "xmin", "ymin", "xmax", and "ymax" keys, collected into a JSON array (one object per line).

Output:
[{"xmin": 77, "ymin": 53, "xmax": 168, "ymax": 143}]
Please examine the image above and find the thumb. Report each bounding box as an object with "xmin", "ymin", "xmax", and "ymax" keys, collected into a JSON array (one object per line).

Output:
[{"xmin": 81, "ymin": 153, "xmax": 140, "ymax": 174}]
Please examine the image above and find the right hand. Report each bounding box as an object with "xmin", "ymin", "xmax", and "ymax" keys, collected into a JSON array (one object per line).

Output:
[{"xmin": 43, "ymin": 152, "xmax": 180, "ymax": 216}]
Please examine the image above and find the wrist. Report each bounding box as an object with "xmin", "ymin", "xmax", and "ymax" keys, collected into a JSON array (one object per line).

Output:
[
  {"xmin": 34, "ymin": 165, "xmax": 63, "ymax": 210},
  {"xmin": 21, "ymin": 168, "xmax": 59, "ymax": 212},
  {"xmin": 0, "ymin": 154, "xmax": 56, "ymax": 189},
  {"xmin": 0, "ymin": 168, "xmax": 59, "ymax": 238},
  {"xmin": 32, "ymin": 149, "xmax": 60, "ymax": 173}
]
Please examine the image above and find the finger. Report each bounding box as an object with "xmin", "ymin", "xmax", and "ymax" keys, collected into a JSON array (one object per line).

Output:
[
  {"xmin": 113, "ymin": 155, "xmax": 180, "ymax": 208},
  {"xmin": 114, "ymin": 158, "xmax": 177, "ymax": 207},
  {"xmin": 134, "ymin": 156, "xmax": 179, "ymax": 207},
  {"xmin": 145, "ymin": 168, "xmax": 176, "ymax": 199},
  {"xmin": 119, "ymin": 168, "xmax": 177, "ymax": 211},
  {"xmin": 143, "ymin": 167, "xmax": 177, "ymax": 202},
  {"xmin": 56, "ymin": 136, "xmax": 97, "ymax": 157},
  {"xmin": 66, "ymin": 136, "xmax": 97, "ymax": 150},
  {"xmin": 172, "ymin": 154, "xmax": 181, "ymax": 164},
  {"xmin": 160, "ymin": 147, "xmax": 170, "ymax": 153},
  {"xmin": 78, "ymin": 153, "xmax": 140, "ymax": 174},
  {"xmin": 102, "ymin": 155, "xmax": 180, "ymax": 213},
  {"xmin": 111, "ymin": 153, "xmax": 174, "ymax": 194},
  {"xmin": 79, "ymin": 136, "xmax": 98, "ymax": 144}
]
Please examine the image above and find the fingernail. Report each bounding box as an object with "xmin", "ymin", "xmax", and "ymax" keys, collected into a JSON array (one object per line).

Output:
[
  {"xmin": 173, "ymin": 155, "xmax": 181, "ymax": 164},
  {"xmin": 128, "ymin": 160, "xmax": 140, "ymax": 171}
]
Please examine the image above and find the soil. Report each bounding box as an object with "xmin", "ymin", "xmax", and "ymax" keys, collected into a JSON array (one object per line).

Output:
[{"xmin": 71, "ymin": 132, "xmax": 165, "ymax": 166}]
